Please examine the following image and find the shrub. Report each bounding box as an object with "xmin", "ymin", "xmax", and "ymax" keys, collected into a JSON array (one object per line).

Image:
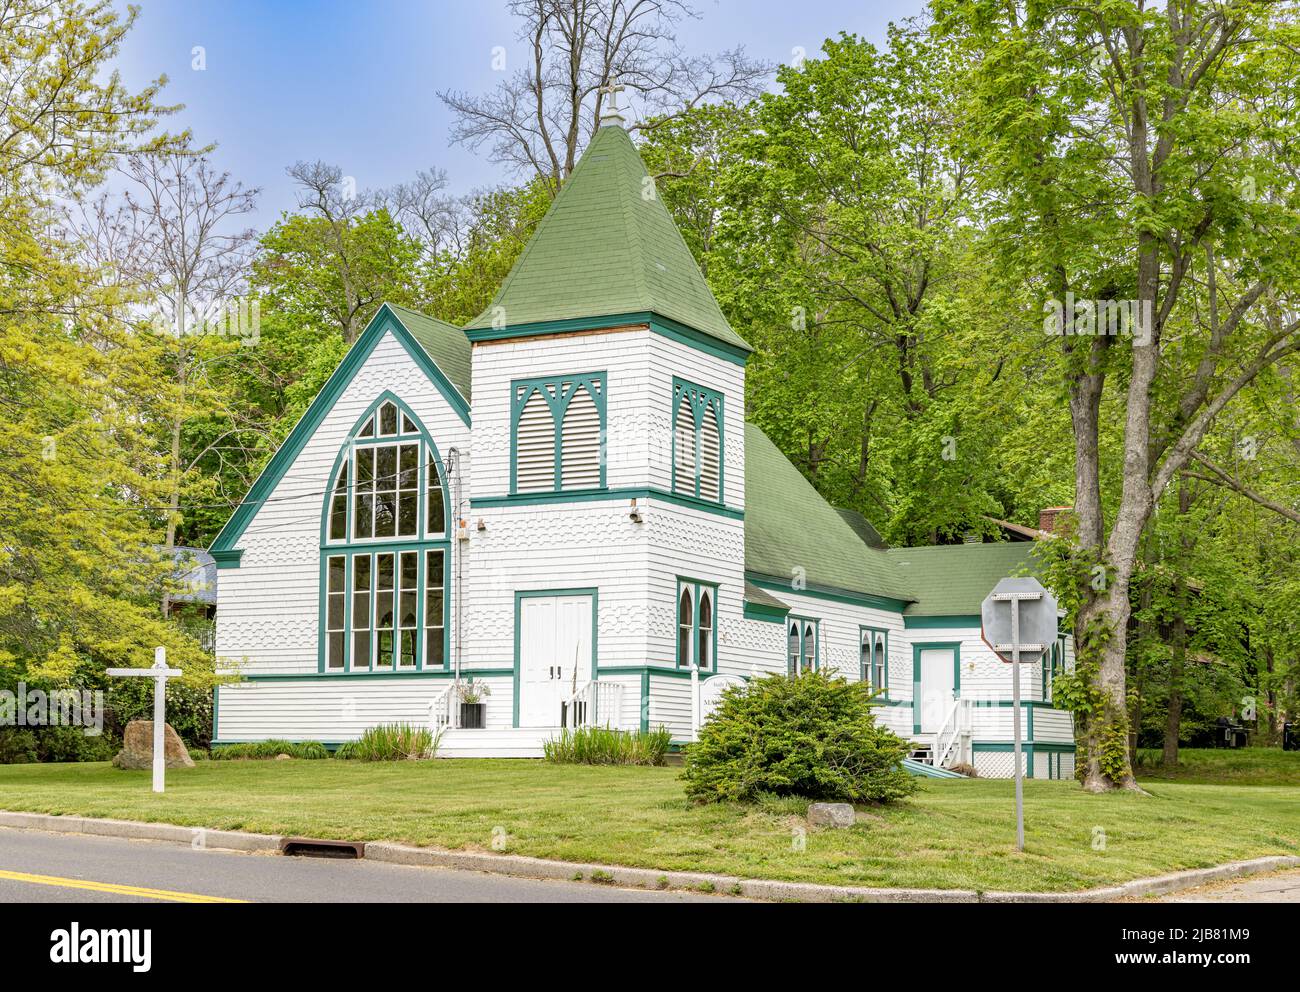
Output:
[
  {"xmin": 335, "ymin": 724, "xmax": 438, "ymax": 761},
  {"xmin": 543, "ymin": 726, "xmax": 672, "ymax": 766},
  {"xmin": 210, "ymin": 740, "xmax": 330, "ymax": 761},
  {"xmin": 108, "ymin": 677, "xmax": 214, "ymax": 751},
  {"xmin": 681, "ymin": 672, "xmax": 916, "ymax": 804}
]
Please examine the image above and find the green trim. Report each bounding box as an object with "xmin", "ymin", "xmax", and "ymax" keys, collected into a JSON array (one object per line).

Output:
[
  {"xmin": 675, "ymin": 577, "xmax": 719, "ymax": 671},
  {"xmin": 911, "ymin": 641, "xmax": 961, "ymax": 735},
  {"xmin": 235, "ymin": 668, "xmax": 508, "ymax": 683},
  {"xmin": 211, "ymin": 549, "xmax": 243, "ymax": 570},
  {"xmin": 640, "ymin": 670, "xmax": 650, "ymax": 733},
  {"xmin": 212, "ymin": 685, "xmax": 220, "ymax": 739},
  {"xmin": 463, "ymin": 311, "xmax": 750, "ymax": 366},
  {"xmin": 211, "ymin": 304, "xmax": 469, "ymax": 556},
  {"xmin": 671, "ymin": 377, "xmax": 725, "ymax": 503},
  {"xmin": 743, "ymin": 600, "xmax": 788, "ymax": 623},
  {"xmin": 512, "ymin": 588, "xmax": 598, "ymax": 728},
  {"xmin": 902, "ymin": 614, "xmax": 981, "ymax": 629},
  {"xmin": 471, "ymin": 486, "xmax": 743, "ymax": 520},
  {"xmin": 860, "ymin": 625, "xmax": 890, "ymax": 699},
  {"xmin": 746, "ymin": 573, "xmax": 909, "ymax": 613},
  {"xmin": 510, "ymin": 371, "xmax": 607, "ymax": 495}
]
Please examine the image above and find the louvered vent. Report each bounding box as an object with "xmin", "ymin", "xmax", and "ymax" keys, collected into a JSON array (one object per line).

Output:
[
  {"xmin": 699, "ymin": 404, "xmax": 721, "ymax": 501},
  {"xmin": 561, "ymin": 383, "xmax": 602, "ymax": 489},
  {"xmin": 516, "ymin": 388, "xmax": 556, "ymax": 492},
  {"xmin": 674, "ymin": 396, "xmax": 696, "ymax": 493}
]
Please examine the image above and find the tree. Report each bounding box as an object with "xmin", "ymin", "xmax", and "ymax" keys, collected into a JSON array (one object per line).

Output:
[
  {"xmin": 75, "ymin": 147, "xmax": 263, "ymax": 567},
  {"xmin": 439, "ymin": 0, "xmax": 770, "ymax": 190},
  {"xmin": 941, "ymin": 0, "xmax": 1300, "ymax": 790},
  {"xmin": 0, "ymin": 0, "xmax": 210, "ymax": 685}
]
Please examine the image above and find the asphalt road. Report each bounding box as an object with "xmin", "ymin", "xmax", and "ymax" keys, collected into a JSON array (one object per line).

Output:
[
  {"xmin": 0, "ymin": 827, "xmax": 731, "ymax": 903},
  {"xmin": 1160, "ymin": 868, "xmax": 1300, "ymax": 903}
]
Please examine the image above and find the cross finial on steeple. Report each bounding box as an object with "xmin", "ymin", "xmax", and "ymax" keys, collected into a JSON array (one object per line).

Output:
[{"xmin": 598, "ymin": 80, "xmax": 627, "ymax": 127}]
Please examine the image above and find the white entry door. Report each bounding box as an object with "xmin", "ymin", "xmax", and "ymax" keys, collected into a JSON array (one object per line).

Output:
[
  {"xmin": 918, "ymin": 648, "xmax": 956, "ymax": 733},
  {"xmin": 518, "ymin": 595, "xmax": 593, "ymax": 728}
]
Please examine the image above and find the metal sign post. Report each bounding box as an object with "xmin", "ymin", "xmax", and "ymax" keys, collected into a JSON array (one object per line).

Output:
[
  {"xmin": 981, "ymin": 578, "xmax": 1059, "ymax": 853},
  {"xmin": 107, "ymin": 647, "xmax": 184, "ymax": 793}
]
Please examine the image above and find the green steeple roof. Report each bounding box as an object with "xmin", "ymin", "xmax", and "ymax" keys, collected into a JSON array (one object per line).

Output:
[{"xmin": 467, "ymin": 125, "xmax": 750, "ymax": 352}]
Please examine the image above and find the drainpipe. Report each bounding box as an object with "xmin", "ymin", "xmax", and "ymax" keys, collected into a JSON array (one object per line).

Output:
[{"xmin": 447, "ymin": 447, "xmax": 465, "ymax": 724}]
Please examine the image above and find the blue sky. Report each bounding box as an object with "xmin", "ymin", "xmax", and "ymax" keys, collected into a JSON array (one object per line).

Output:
[{"xmin": 114, "ymin": 0, "xmax": 927, "ymax": 228}]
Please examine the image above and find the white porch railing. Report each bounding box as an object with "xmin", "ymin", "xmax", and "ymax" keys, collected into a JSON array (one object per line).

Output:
[
  {"xmin": 932, "ymin": 697, "xmax": 972, "ymax": 769},
  {"xmin": 561, "ymin": 680, "xmax": 624, "ymax": 730},
  {"xmin": 429, "ymin": 684, "xmax": 456, "ymax": 732}
]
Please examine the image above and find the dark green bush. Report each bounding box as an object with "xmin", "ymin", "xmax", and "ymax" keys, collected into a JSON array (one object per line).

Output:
[
  {"xmin": 543, "ymin": 726, "xmax": 672, "ymax": 765},
  {"xmin": 682, "ymin": 671, "xmax": 916, "ymax": 804},
  {"xmin": 107, "ymin": 677, "xmax": 213, "ymax": 751},
  {"xmin": 210, "ymin": 740, "xmax": 330, "ymax": 761},
  {"xmin": 335, "ymin": 724, "xmax": 437, "ymax": 761}
]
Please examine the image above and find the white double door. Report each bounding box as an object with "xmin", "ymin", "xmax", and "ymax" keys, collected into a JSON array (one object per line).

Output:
[{"xmin": 518, "ymin": 595, "xmax": 593, "ymax": 728}]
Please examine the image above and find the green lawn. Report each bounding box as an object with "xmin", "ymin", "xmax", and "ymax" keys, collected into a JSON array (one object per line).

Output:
[
  {"xmin": 1, "ymin": 755, "xmax": 1298, "ymax": 892},
  {"xmin": 1134, "ymin": 747, "xmax": 1300, "ymax": 785}
]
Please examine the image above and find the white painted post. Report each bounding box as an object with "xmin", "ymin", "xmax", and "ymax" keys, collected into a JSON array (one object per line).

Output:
[
  {"xmin": 690, "ymin": 663, "xmax": 700, "ymax": 741},
  {"xmin": 1010, "ymin": 599, "xmax": 1024, "ymax": 852},
  {"xmin": 107, "ymin": 647, "xmax": 184, "ymax": 794}
]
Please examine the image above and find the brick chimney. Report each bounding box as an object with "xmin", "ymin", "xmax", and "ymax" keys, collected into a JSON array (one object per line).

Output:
[{"xmin": 1038, "ymin": 506, "xmax": 1074, "ymax": 535}]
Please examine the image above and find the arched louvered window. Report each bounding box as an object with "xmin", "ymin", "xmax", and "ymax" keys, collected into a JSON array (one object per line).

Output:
[
  {"xmin": 320, "ymin": 392, "xmax": 450, "ymax": 674},
  {"xmin": 561, "ymin": 382, "xmax": 602, "ymax": 489},
  {"xmin": 861, "ymin": 627, "xmax": 887, "ymax": 696},
  {"xmin": 787, "ymin": 621, "xmax": 801, "ymax": 677},
  {"xmin": 515, "ymin": 387, "xmax": 556, "ymax": 493},
  {"xmin": 874, "ymin": 631, "xmax": 887, "ymax": 693},
  {"xmin": 512, "ymin": 373, "xmax": 606, "ymax": 493},
  {"xmin": 699, "ymin": 404, "xmax": 721, "ymax": 501},
  {"xmin": 671, "ymin": 378, "xmax": 724, "ymax": 503},
  {"xmin": 674, "ymin": 396, "xmax": 696, "ymax": 493}
]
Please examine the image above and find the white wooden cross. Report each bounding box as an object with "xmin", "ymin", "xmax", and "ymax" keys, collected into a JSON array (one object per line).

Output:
[{"xmin": 107, "ymin": 647, "xmax": 184, "ymax": 793}]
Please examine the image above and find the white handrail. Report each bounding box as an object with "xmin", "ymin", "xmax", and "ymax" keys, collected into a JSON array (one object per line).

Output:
[
  {"xmin": 933, "ymin": 696, "xmax": 965, "ymax": 768},
  {"xmin": 428, "ymin": 684, "xmax": 455, "ymax": 732},
  {"xmin": 563, "ymin": 680, "xmax": 624, "ymax": 729}
]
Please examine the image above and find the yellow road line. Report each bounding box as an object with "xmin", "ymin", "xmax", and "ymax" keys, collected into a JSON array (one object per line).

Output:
[{"xmin": 0, "ymin": 869, "xmax": 247, "ymax": 903}]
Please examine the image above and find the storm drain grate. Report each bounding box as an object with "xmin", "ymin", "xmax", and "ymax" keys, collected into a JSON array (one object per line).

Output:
[{"xmin": 279, "ymin": 837, "xmax": 365, "ymax": 859}]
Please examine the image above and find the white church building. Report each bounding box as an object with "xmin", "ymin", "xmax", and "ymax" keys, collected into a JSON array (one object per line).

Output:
[{"xmin": 208, "ymin": 115, "xmax": 1076, "ymax": 779}]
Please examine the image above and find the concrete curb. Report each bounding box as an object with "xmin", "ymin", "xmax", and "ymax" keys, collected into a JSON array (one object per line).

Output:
[
  {"xmin": 0, "ymin": 811, "xmax": 281, "ymax": 854},
  {"xmin": 2, "ymin": 810, "xmax": 1295, "ymax": 902}
]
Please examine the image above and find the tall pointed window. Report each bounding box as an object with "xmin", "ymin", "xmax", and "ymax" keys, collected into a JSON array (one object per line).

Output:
[
  {"xmin": 676, "ymin": 579, "xmax": 717, "ymax": 671},
  {"xmin": 671, "ymin": 378, "xmax": 724, "ymax": 503},
  {"xmin": 512, "ymin": 373, "xmax": 606, "ymax": 494},
  {"xmin": 788, "ymin": 617, "xmax": 818, "ymax": 676},
  {"xmin": 861, "ymin": 627, "xmax": 888, "ymax": 696},
  {"xmin": 320, "ymin": 394, "xmax": 450, "ymax": 673}
]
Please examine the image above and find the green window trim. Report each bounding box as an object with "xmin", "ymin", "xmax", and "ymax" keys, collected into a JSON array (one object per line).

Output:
[
  {"xmin": 510, "ymin": 372, "xmax": 607, "ymax": 495},
  {"xmin": 860, "ymin": 625, "xmax": 890, "ymax": 699},
  {"xmin": 317, "ymin": 393, "xmax": 452, "ymax": 675},
  {"xmin": 787, "ymin": 615, "xmax": 819, "ymax": 676},
  {"xmin": 671, "ymin": 377, "xmax": 724, "ymax": 503},
  {"xmin": 675, "ymin": 578, "xmax": 719, "ymax": 671}
]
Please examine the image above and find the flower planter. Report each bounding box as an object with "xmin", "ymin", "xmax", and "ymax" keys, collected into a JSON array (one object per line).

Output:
[{"xmin": 459, "ymin": 702, "xmax": 485, "ymax": 730}]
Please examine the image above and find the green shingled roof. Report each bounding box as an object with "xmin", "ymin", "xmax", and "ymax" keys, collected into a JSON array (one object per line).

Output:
[
  {"xmin": 835, "ymin": 508, "xmax": 888, "ymax": 550},
  {"xmin": 887, "ymin": 542, "xmax": 1040, "ymax": 616},
  {"xmin": 745, "ymin": 422, "xmax": 913, "ymax": 602},
  {"xmin": 386, "ymin": 303, "xmax": 472, "ymax": 403},
  {"xmin": 466, "ymin": 125, "xmax": 750, "ymax": 352}
]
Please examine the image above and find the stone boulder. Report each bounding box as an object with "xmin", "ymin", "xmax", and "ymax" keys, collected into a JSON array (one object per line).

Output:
[
  {"xmin": 807, "ymin": 802, "xmax": 856, "ymax": 829},
  {"xmin": 112, "ymin": 721, "xmax": 195, "ymax": 770}
]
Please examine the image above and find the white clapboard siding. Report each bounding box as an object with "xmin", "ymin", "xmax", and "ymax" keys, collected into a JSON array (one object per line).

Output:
[
  {"xmin": 515, "ymin": 388, "xmax": 556, "ymax": 492},
  {"xmin": 699, "ymin": 403, "xmax": 720, "ymax": 501},
  {"xmin": 561, "ymin": 382, "xmax": 601, "ymax": 489},
  {"xmin": 674, "ymin": 395, "xmax": 696, "ymax": 493}
]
